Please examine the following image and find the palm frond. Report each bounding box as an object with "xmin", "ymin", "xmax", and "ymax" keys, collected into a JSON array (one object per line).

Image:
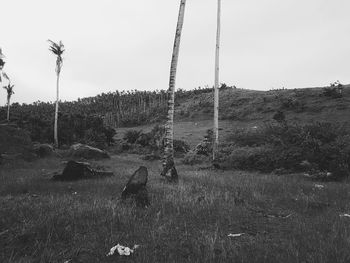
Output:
[
  {"xmin": 2, "ymin": 72, "xmax": 9, "ymax": 80},
  {"xmin": 48, "ymin": 39, "xmax": 65, "ymax": 56}
]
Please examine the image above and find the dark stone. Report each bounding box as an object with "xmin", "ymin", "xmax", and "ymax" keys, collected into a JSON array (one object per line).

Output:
[
  {"xmin": 53, "ymin": 160, "xmax": 113, "ymax": 181},
  {"xmin": 121, "ymin": 166, "xmax": 149, "ymax": 207}
]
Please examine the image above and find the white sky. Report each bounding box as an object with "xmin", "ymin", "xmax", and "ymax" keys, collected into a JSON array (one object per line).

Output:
[{"xmin": 1, "ymin": 0, "xmax": 349, "ymax": 106}]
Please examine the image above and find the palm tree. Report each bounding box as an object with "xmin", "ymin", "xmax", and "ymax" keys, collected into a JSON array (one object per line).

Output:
[
  {"xmin": 161, "ymin": 0, "xmax": 186, "ymax": 182},
  {"xmin": 48, "ymin": 40, "xmax": 65, "ymax": 148},
  {"xmin": 3, "ymin": 83, "xmax": 14, "ymax": 123},
  {"xmin": 213, "ymin": 0, "xmax": 221, "ymax": 162}
]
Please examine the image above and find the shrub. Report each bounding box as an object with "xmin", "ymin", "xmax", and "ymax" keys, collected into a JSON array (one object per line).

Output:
[
  {"xmin": 273, "ymin": 110, "xmax": 286, "ymax": 123},
  {"xmin": 123, "ymin": 130, "xmax": 143, "ymax": 144},
  {"xmin": 323, "ymin": 82, "xmax": 343, "ymax": 98},
  {"xmin": 83, "ymin": 128, "xmax": 107, "ymax": 149},
  {"xmin": 174, "ymin": 139, "xmax": 190, "ymax": 154},
  {"xmin": 216, "ymin": 145, "xmax": 276, "ymax": 172},
  {"xmin": 182, "ymin": 151, "xmax": 208, "ymax": 165},
  {"xmin": 220, "ymin": 122, "xmax": 350, "ymax": 179}
]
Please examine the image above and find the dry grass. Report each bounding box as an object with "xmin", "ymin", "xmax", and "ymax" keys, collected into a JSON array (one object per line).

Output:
[{"xmin": 1, "ymin": 155, "xmax": 350, "ymax": 262}]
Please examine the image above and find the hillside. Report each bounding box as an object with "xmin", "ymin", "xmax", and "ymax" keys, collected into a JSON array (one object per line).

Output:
[
  {"xmin": 1, "ymin": 83, "xmax": 349, "ymax": 149},
  {"xmin": 174, "ymin": 84, "xmax": 350, "ymax": 124}
]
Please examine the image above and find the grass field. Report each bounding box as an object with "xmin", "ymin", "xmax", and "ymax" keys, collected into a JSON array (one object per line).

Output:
[{"xmin": 1, "ymin": 154, "xmax": 350, "ymax": 262}]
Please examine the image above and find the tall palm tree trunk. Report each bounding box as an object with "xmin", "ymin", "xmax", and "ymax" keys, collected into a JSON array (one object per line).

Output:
[
  {"xmin": 161, "ymin": 0, "xmax": 186, "ymax": 181},
  {"xmin": 213, "ymin": 0, "xmax": 221, "ymax": 161},
  {"xmin": 54, "ymin": 73, "xmax": 59, "ymax": 148}
]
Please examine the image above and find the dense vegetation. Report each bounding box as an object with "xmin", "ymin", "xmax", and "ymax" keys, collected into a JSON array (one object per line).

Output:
[
  {"xmin": 216, "ymin": 121, "xmax": 350, "ymax": 179},
  {"xmin": 0, "ymin": 85, "xmax": 233, "ymax": 147}
]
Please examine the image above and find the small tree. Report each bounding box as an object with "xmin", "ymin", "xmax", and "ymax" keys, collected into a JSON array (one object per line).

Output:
[
  {"xmin": 3, "ymin": 83, "xmax": 14, "ymax": 122},
  {"xmin": 48, "ymin": 40, "xmax": 65, "ymax": 148}
]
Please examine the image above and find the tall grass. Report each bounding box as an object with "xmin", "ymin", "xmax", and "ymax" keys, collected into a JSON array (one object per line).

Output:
[{"xmin": 1, "ymin": 155, "xmax": 350, "ymax": 262}]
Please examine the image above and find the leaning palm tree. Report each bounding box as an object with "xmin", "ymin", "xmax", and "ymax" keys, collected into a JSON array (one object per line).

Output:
[
  {"xmin": 213, "ymin": 0, "xmax": 221, "ymax": 162},
  {"xmin": 48, "ymin": 40, "xmax": 65, "ymax": 148},
  {"xmin": 3, "ymin": 83, "xmax": 14, "ymax": 122},
  {"xmin": 160, "ymin": 0, "xmax": 186, "ymax": 182}
]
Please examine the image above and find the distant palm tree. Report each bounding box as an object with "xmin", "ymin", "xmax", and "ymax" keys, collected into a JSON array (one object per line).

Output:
[
  {"xmin": 161, "ymin": 0, "xmax": 186, "ymax": 182},
  {"xmin": 48, "ymin": 40, "xmax": 65, "ymax": 148},
  {"xmin": 3, "ymin": 82, "xmax": 14, "ymax": 123},
  {"xmin": 213, "ymin": 0, "xmax": 221, "ymax": 162}
]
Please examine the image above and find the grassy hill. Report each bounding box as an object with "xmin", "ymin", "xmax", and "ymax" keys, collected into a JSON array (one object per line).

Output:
[
  {"xmin": 115, "ymin": 84, "xmax": 350, "ymax": 148},
  {"xmin": 174, "ymin": 84, "xmax": 350, "ymax": 124}
]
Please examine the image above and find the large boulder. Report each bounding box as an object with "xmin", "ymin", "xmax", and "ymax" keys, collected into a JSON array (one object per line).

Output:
[
  {"xmin": 121, "ymin": 166, "xmax": 149, "ymax": 207},
  {"xmin": 68, "ymin": 143, "xmax": 110, "ymax": 159},
  {"xmin": 53, "ymin": 160, "xmax": 113, "ymax": 181}
]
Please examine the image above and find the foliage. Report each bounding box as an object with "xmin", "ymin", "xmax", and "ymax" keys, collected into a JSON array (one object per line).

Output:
[
  {"xmin": 0, "ymin": 101, "xmax": 115, "ymax": 148},
  {"xmin": 195, "ymin": 129, "xmax": 213, "ymax": 155},
  {"xmin": 182, "ymin": 151, "xmax": 208, "ymax": 165},
  {"xmin": 0, "ymin": 125, "xmax": 35, "ymax": 161},
  {"xmin": 217, "ymin": 145, "xmax": 276, "ymax": 172},
  {"xmin": 323, "ymin": 81, "xmax": 343, "ymax": 98},
  {"xmin": 219, "ymin": 122, "xmax": 350, "ymax": 179},
  {"xmin": 273, "ymin": 110, "xmax": 286, "ymax": 123},
  {"xmin": 173, "ymin": 139, "xmax": 190, "ymax": 154},
  {"xmin": 123, "ymin": 130, "xmax": 143, "ymax": 144}
]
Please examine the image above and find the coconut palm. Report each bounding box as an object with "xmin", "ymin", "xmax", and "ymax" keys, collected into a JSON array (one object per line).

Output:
[
  {"xmin": 3, "ymin": 83, "xmax": 14, "ymax": 122},
  {"xmin": 213, "ymin": 0, "xmax": 221, "ymax": 162},
  {"xmin": 48, "ymin": 40, "xmax": 65, "ymax": 148},
  {"xmin": 161, "ymin": 0, "xmax": 186, "ymax": 182}
]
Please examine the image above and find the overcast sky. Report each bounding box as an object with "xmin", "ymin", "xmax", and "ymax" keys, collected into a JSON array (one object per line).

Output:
[{"xmin": 1, "ymin": 0, "xmax": 349, "ymax": 106}]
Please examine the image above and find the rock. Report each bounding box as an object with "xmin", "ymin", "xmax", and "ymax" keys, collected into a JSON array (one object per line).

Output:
[
  {"xmin": 68, "ymin": 143, "xmax": 110, "ymax": 159},
  {"xmin": 121, "ymin": 166, "xmax": 149, "ymax": 207},
  {"xmin": 34, "ymin": 143, "xmax": 54, "ymax": 158},
  {"xmin": 53, "ymin": 160, "xmax": 113, "ymax": 181}
]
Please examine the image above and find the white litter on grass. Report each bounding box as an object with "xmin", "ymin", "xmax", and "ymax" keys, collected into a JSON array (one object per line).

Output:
[
  {"xmin": 228, "ymin": 233, "xmax": 245, "ymax": 238},
  {"xmin": 340, "ymin": 213, "xmax": 350, "ymax": 218},
  {"xmin": 314, "ymin": 184, "xmax": 324, "ymax": 189},
  {"xmin": 106, "ymin": 244, "xmax": 140, "ymax": 256}
]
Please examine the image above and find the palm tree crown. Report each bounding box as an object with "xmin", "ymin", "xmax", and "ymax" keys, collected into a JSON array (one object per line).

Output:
[
  {"xmin": 48, "ymin": 40, "xmax": 65, "ymax": 73},
  {"xmin": 3, "ymin": 83, "xmax": 14, "ymax": 99}
]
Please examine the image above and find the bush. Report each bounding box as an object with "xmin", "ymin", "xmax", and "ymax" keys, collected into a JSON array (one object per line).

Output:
[
  {"xmin": 219, "ymin": 122, "xmax": 350, "ymax": 179},
  {"xmin": 217, "ymin": 146, "xmax": 276, "ymax": 172},
  {"xmin": 123, "ymin": 130, "xmax": 143, "ymax": 144},
  {"xmin": 273, "ymin": 110, "xmax": 286, "ymax": 123},
  {"xmin": 173, "ymin": 139, "xmax": 190, "ymax": 154},
  {"xmin": 323, "ymin": 82, "xmax": 343, "ymax": 99},
  {"xmin": 182, "ymin": 151, "xmax": 208, "ymax": 165}
]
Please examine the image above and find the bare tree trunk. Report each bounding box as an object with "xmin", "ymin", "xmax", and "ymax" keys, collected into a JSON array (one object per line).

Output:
[
  {"xmin": 161, "ymin": 0, "xmax": 186, "ymax": 181},
  {"xmin": 54, "ymin": 73, "xmax": 59, "ymax": 148},
  {"xmin": 213, "ymin": 0, "xmax": 221, "ymax": 161}
]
